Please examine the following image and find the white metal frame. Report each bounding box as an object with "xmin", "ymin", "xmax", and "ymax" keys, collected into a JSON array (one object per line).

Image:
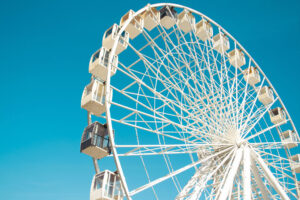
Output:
[{"xmin": 83, "ymin": 3, "xmax": 300, "ymax": 200}]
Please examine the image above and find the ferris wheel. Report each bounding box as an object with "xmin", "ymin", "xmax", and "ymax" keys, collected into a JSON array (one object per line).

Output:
[{"xmin": 80, "ymin": 3, "xmax": 300, "ymax": 200}]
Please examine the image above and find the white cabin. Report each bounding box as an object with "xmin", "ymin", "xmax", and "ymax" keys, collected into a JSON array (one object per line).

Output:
[
  {"xmin": 290, "ymin": 154, "xmax": 300, "ymax": 173},
  {"xmin": 178, "ymin": 9, "xmax": 195, "ymax": 33},
  {"xmin": 228, "ymin": 49, "xmax": 246, "ymax": 68},
  {"xmin": 269, "ymin": 107, "xmax": 286, "ymax": 125},
  {"xmin": 141, "ymin": 4, "xmax": 160, "ymax": 31},
  {"xmin": 89, "ymin": 48, "xmax": 118, "ymax": 81},
  {"xmin": 243, "ymin": 66, "xmax": 260, "ymax": 86},
  {"xmin": 212, "ymin": 33, "xmax": 230, "ymax": 53},
  {"xmin": 80, "ymin": 122, "xmax": 111, "ymax": 159},
  {"xmin": 258, "ymin": 86, "xmax": 274, "ymax": 106},
  {"xmin": 281, "ymin": 130, "xmax": 298, "ymax": 149},
  {"xmin": 195, "ymin": 19, "xmax": 213, "ymax": 41},
  {"xmin": 120, "ymin": 10, "xmax": 144, "ymax": 39},
  {"xmin": 159, "ymin": 6, "xmax": 177, "ymax": 29},
  {"xmin": 102, "ymin": 24, "xmax": 129, "ymax": 55},
  {"xmin": 81, "ymin": 80, "xmax": 112, "ymax": 116},
  {"xmin": 90, "ymin": 170, "xmax": 123, "ymax": 200}
]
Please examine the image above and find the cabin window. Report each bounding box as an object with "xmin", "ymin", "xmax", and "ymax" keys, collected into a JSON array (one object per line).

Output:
[
  {"xmin": 272, "ymin": 109, "xmax": 279, "ymax": 116},
  {"xmin": 104, "ymin": 51, "xmax": 109, "ymax": 65},
  {"xmin": 93, "ymin": 51, "xmax": 100, "ymax": 62},
  {"xmin": 84, "ymin": 129, "xmax": 92, "ymax": 141},
  {"xmin": 101, "ymin": 95, "xmax": 106, "ymax": 104},
  {"xmin": 105, "ymin": 27, "xmax": 113, "ymax": 38},
  {"xmin": 114, "ymin": 181, "xmax": 121, "ymax": 196},
  {"xmin": 160, "ymin": 6, "xmax": 176, "ymax": 18},
  {"xmin": 107, "ymin": 175, "xmax": 115, "ymax": 197},
  {"xmin": 122, "ymin": 12, "xmax": 130, "ymax": 24},
  {"xmin": 95, "ymin": 174, "xmax": 104, "ymax": 189},
  {"xmin": 93, "ymin": 135, "xmax": 102, "ymax": 147},
  {"xmin": 103, "ymin": 137, "xmax": 109, "ymax": 148},
  {"xmin": 85, "ymin": 85, "xmax": 92, "ymax": 96}
]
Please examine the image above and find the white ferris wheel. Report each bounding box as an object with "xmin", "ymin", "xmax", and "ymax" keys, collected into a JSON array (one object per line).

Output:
[{"xmin": 80, "ymin": 3, "xmax": 300, "ymax": 200}]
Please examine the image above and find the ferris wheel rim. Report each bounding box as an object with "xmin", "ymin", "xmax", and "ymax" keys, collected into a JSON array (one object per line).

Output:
[{"xmin": 83, "ymin": 2, "xmax": 300, "ymax": 199}]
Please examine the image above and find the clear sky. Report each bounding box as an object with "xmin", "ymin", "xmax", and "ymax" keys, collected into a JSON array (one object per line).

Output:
[{"xmin": 0, "ymin": 0, "xmax": 299, "ymax": 199}]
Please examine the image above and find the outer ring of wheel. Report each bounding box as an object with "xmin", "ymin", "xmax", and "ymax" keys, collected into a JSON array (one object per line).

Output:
[{"xmin": 85, "ymin": 3, "xmax": 300, "ymax": 199}]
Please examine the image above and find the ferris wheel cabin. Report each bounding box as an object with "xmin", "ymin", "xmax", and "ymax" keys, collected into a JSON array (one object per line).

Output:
[
  {"xmin": 281, "ymin": 130, "xmax": 298, "ymax": 149},
  {"xmin": 178, "ymin": 9, "xmax": 195, "ymax": 33},
  {"xmin": 228, "ymin": 49, "xmax": 246, "ymax": 68},
  {"xmin": 141, "ymin": 4, "xmax": 160, "ymax": 31},
  {"xmin": 120, "ymin": 10, "xmax": 144, "ymax": 39},
  {"xmin": 81, "ymin": 80, "xmax": 112, "ymax": 116},
  {"xmin": 160, "ymin": 6, "xmax": 177, "ymax": 29},
  {"xmin": 258, "ymin": 86, "xmax": 274, "ymax": 106},
  {"xmin": 102, "ymin": 24, "xmax": 129, "ymax": 55},
  {"xmin": 243, "ymin": 66, "xmax": 260, "ymax": 86},
  {"xmin": 90, "ymin": 170, "xmax": 123, "ymax": 200},
  {"xmin": 80, "ymin": 122, "xmax": 111, "ymax": 159},
  {"xmin": 212, "ymin": 33, "xmax": 230, "ymax": 53},
  {"xmin": 89, "ymin": 48, "xmax": 118, "ymax": 82},
  {"xmin": 290, "ymin": 154, "xmax": 300, "ymax": 173},
  {"xmin": 269, "ymin": 107, "xmax": 286, "ymax": 124},
  {"xmin": 195, "ymin": 19, "xmax": 213, "ymax": 41}
]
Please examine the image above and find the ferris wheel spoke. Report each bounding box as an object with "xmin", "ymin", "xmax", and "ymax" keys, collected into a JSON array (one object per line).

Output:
[
  {"xmin": 243, "ymin": 145, "xmax": 252, "ymax": 200},
  {"xmin": 142, "ymin": 28, "xmax": 240, "ymax": 134},
  {"xmin": 251, "ymin": 157, "xmax": 272, "ymax": 200},
  {"xmin": 240, "ymin": 101, "xmax": 276, "ymax": 139},
  {"xmin": 116, "ymin": 62, "xmax": 192, "ymax": 118},
  {"xmin": 236, "ymin": 60, "xmax": 252, "ymax": 130},
  {"xmin": 215, "ymin": 42, "xmax": 238, "ymax": 126},
  {"xmin": 230, "ymin": 58, "xmax": 244, "ymax": 126},
  {"xmin": 250, "ymin": 148, "xmax": 290, "ymax": 200},
  {"xmin": 191, "ymin": 37, "xmax": 234, "ymax": 119},
  {"xmin": 244, "ymin": 119, "xmax": 289, "ymax": 142},
  {"xmin": 142, "ymin": 23, "xmax": 191, "ymax": 77},
  {"xmin": 177, "ymin": 148, "xmax": 235, "ymax": 200},
  {"xmin": 155, "ymin": 21, "xmax": 219, "ymax": 109},
  {"xmin": 254, "ymin": 149, "xmax": 295, "ymax": 173},
  {"xmin": 129, "ymin": 146, "xmax": 233, "ymax": 197},
  {"xmin": 191, "ymin": 43, "xmax": 232, "ymax": 127},
  {"xmin": 239, "ymin": 77, "xmax": 266, "ymax": 132},
  {"xmin": 212, "ymin": 148, "xmax": 238, "ymax": 198},
  {"xmin": 119, "ymin": 48, "xmax": 219, "ymax": 131},
  {"xmin": 215, "ymin": 148, "xmax": 243, "ymax": 200},
  {"xmin": 240, "ymin": 94, "xmax": 278, "ymax": 138},
  {"xmin": 106, "ymin": 115, "xmax": 186, "ymax": 142},
  {"xmin": 112, "ymin": 84, "xmax": 228, "ymax": 143},
  {"xmin": 110, "ymin": 102, "xmax": 218, "ymax": 144},
  {"xmin": 156, "ymin": 24, "xmax": 189, "ymax": 66},
  {"xmin": 198, "ymin": 53, "xmax": 232, "ymax": 125},
  {"xmin": 112, "ymin": 85, "xmax": 186, "ymax": 128},
  {"xmin": 236, "ymin": 89, "xmax": 260, "ymax": 129},
  {"xmin": 114, "ymin": 143, "xmax": 224, "ymax": 157},
  {"xmin": 255, "ymin": 142, "xmax": 300, "ymax": 151}
]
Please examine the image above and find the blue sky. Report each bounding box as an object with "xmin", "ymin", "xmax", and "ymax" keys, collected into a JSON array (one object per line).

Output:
[{"xmin": 0, "ymin": 0, "xmax": 299, "ymax": 199}]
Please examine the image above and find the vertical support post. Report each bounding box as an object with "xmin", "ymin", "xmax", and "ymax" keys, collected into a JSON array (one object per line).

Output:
[
  {"xmin": 251, "ymin": 157, "xmax": 269, "ymax": 200},
  {"xmin": 217, "ymin": 148, "xmax": 243, "ymax": 200},
  {"xmin": 251, "ymin": 148, "xmax": 290, "ymax": 200},
  {"xmin": 93, "ymin": 158, "xmax": 100, "ymax": 174},
  {"xmin": 243, "ymin": 145, "xmax": 251, "ymax": 200}
]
